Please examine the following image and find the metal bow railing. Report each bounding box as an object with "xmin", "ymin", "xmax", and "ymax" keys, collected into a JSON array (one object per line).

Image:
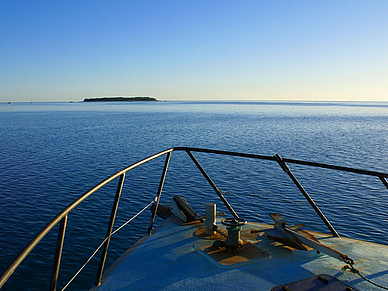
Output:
[{"xmin": 1, "ymin": 147, "xmax": 387, "ymax": 290}]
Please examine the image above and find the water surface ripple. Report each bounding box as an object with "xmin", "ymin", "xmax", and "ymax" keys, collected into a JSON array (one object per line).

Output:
[{"xmin": 0, "ymin": 101, "xmax": 388, "ymax": 290}]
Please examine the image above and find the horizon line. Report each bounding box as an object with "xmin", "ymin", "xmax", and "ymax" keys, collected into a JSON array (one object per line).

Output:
[{"xmin": 2, "ymin": 99, "xmax": 388, "ymax": 104}]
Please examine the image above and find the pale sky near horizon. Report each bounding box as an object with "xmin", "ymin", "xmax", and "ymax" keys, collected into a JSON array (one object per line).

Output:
[{"xmin": 1, "ymin": 1, "xmax": 387, "ymax": 102}]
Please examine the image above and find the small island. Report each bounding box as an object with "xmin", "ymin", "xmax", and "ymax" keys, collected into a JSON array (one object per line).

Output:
[{"xmin": 84, "ymin": 97, "xmax": 157, "ymax": 102}]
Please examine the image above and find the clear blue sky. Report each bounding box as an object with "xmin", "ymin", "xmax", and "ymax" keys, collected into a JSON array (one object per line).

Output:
[{"xmin": 1, "ymin": 1, "xmax": 387, "ymax": 102}]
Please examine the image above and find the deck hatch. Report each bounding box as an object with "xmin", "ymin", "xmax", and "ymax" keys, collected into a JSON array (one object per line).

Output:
[{"xmin": 271, "ymin": 274, "xmax": 357, "ymax": 291}]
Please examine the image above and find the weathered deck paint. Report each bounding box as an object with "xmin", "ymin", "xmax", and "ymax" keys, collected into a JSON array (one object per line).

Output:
[{"xmin": 94, "ymin": 218, "xmax": 388, "ymax": 290}]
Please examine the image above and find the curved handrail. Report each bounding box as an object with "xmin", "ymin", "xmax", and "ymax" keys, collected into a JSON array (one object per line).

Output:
[
  {"xmin": 1, "ymin": 147, "xmax": 388, "ymax": 290},
  {"xmin": 0, "ymin": 148, "xmax": 173, "ymax": 289}
]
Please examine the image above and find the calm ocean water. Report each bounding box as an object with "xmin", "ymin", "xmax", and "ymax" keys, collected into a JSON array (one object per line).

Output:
[{"xmin": 1, "ymin": 101, "xmax": 388, "ymax": 290}]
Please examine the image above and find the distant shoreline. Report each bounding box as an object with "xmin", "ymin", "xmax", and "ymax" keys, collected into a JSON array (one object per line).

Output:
[{"xmin": 84, "ymin": 97, "xmax": 157, "ymax": 102}]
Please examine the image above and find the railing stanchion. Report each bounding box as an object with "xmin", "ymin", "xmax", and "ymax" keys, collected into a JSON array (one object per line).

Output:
[
  {"xmin": 275, "ymin": 154, "xmax": 339, "ymax": 237},
  {"xmin": 49, "ymin": 215, "xmax": 68, "ymax": 291},
  {"xmin": 148, "ymin": 152, "xmax": 171, "ymax": 235},
  {"xmin": 379, "ymin": 176, "xmax": 388, "ymax": 191},
  {"xmin": 186, "ymin": 150, "xmax": 239, "ymax": 218},
  {"xmin": 95, "ymin": 173, "xmax": 125, "ymax": 286}
]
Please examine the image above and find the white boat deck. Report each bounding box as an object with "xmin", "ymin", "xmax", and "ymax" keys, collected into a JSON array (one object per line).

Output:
[{"xmin": 95, "ymin": 218, "xmax": 388, "ymax": 290}]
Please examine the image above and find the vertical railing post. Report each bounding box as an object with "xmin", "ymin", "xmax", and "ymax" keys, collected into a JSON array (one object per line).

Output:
[
  {"xmin": 148, "ymin": 152, "xmax": 171, "ymax": 235},
  {"xmin": 95, "ymin": 173, "xmax": 125, "ymax": 286},
  {"xmin": 186, "ymin": 150, "xmax": 239, "ymax": 218},
  {"xmin": 379, "ymin": 176, "xmax": 388, "ymax": 191},
  {"xmin": 49, "ymin": 215, "xmax": 68, "ymax": 291},
  {"xmin": 275, "ymin": 154, "xmax": 339, "ymax": 237}
]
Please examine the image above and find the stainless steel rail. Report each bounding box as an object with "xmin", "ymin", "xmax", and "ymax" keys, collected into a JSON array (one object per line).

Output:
[
  {"xmin": 0, "ymin": 148, "xmax": 173, "ymax": 290},
  {"xmin": 1, "ymin": 147, "xmax": 388, "ymax": 290}
]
